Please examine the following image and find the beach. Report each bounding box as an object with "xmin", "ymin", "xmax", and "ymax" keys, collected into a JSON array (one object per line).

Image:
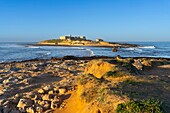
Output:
[{"xmin": 0, "ymin": 56, "xmax": 170, "ymax": 113}]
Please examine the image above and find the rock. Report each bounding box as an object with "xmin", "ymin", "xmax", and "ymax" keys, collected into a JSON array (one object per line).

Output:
[
  {"xmin": 141, "ymin": 59, "xmax": 152, "ymax": 67},
  {"xmin": 112, "ymin": 47, "xmax": 118, "ymax": 52},
  {"xmin": 133, "ymin": 59, "xmax": 143, "ymax": 70},
  {"xmin": 2, "ymin": 79, "xmax": 10, "ymax": 84},
  {"xmin": 42, "ymin": 101, "xmax": 50, "ymax": 110},
  {"xmin": 22, "ymin": 79, "xmax": 30, "ymax": 84},
  {"xmin": 43, "ymin": 85, "xmax": 53, "ymax": 92},
  {"xmin": 51, "ymin": 100, "xmax": 60, "ymax": 109},
  {"xmin": 59, "ymin": 88, "xmax": 67, "ymax": 95},
  {"xmin": 15, "ymin": 93, "xmax": 23, "ymax": 98},
  {"xmin": 26, "ymin": 107, "xmax": 35, "ymax": 113},
  {"xmin": 36, "ymin": 100, "xmax": 50, "ymax": 110},
  {"xmin": 17, "ymin": 98, "xmax": 33, "ymax": 109},
  {"xmin": 38, "ymin": 89, "xmax": 45, "ymax": 94},
  {"xmin": 48, "ymin": 90, "xmax": 54, "ymax": 94},
  {"xmin": 26, "ymin": 92, "xmax": 38, "ymax": 100},
  {"xmin": 18, "ymin": 107, "xmax": 26, "ymax": 112},
  {"xmin": 84, "ymin": 60, "xmax": 114, "ymax": 78},
  {"xmin": 42, "ymin": 94, "xmax": 53, "ymax": 101},
  {"xmin": 35, "ymin": 106, "xmax": 43, "ymax": 113}
]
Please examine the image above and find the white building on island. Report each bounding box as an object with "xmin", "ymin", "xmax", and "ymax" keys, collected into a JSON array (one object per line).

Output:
[
  {"xmin": 96, "ymin": 38, "xmax": 104, "ymax": 42},
  {"xmin": 59, "ymin": 35, "xmax": 86, "ymax": 40}
]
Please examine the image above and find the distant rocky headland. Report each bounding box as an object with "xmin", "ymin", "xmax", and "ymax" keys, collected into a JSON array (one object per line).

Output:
[{"xmin": 36, "ymin": 35, "xmax": 138, "ymax": 48}]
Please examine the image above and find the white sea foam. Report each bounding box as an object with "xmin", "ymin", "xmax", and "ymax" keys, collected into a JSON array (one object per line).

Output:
[
  {"xmin": 138, "ymin": 46, "xmax": 156, "ymax": 49},
  {"xmin": 77, "ymin": 47, "xmax": 86, "ymax": 50},
  {"xmin": 27, "ymin": 46, "xmax": 40, "ymax": 48},
  {"xmin": 123, "ymin": 48, "xmax": 135, "ymax": 50},
  {"xmin": 86, "ymin": 48, "xmax": 95, "ymax": 56},
  {"xmin": 46, "ymin": 52, "xmax": 51, "ymax": 55}
]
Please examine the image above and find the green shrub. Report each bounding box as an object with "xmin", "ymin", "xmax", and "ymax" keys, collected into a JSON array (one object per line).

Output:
[{"xmin": 116, "ymin": 99, "xmax": 164, "ymax": 113}]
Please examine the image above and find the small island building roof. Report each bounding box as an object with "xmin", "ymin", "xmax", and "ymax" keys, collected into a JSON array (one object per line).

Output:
[
  {"xmin": 59, "ymin": 35, "xmax": 86, "ymax": 40},
  {"xmin": 96, "ymin": 38, "xmax": 104, "ymax": 42}
]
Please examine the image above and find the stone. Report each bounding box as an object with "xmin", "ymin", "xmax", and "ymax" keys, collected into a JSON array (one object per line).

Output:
[
  {"xmin": 26, "ymin": 92, "xmax": 38, "ymax": 100},
  {"xmin": 15, "ymin": 93, "xmax": 23, "ymax": 98},
  {"xmin": 59, "ymin": 88, "xmax": 66, "ymax": 95},
  {"xmin": 22, "ymin": 79, "xmax": 30, "ymax": 84},
  {"xmin": 141, "ymin": 59, "xmax": 152, "ymax": 67},
  {"xmin": 38, "ymin": 89, "xmax": 45, "ymax": 94},
  {"xmin": 51, "ymin": 100, "xmax": 60, "ymax": 110},
  {"xmin": 42, "ymin": 94, "xmax": 53, "ymax": 101},
  {"xmin": 36, "ymin": 100, "xmax": 50, "ymax": 110},
  {"xmin": 48, "ymin": 90, "xmax": 54, "ymax": 94},
  {"xmin": 35, "ymin": 106, "xmax": 43, "ymax": 113},
  {"xmin": 42, "ymin": 101, "xmax": 51, "ymax": 110},
  {"xmin": 18, "ymin": 107, "xmax": 26, "ymax": 112},
  {"xmin": 3, "ymin": 79, "xmax": 10, "ymax": 84},
  {"xmin": 26, "ymin": 107, "xmax": 35, "ymax": 113},
  {"xmin": 133, "ymin": 59, "xmax": 143, "ymax": 70},
  {"xmin": 43, "ymin": 85, "xmax": 53, "ymax": 91},
  {"xmin": 17, "ymin": 98, "xmax": 33, "ymax": 109},
  {"xmin": 112, "ymin": 47, "xmax": 118, "ymax": 52}
]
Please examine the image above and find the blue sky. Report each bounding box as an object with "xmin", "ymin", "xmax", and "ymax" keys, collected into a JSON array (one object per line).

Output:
[{"xmin": 0, "ymin": 0, "xmax": 170, "ymax": 42}]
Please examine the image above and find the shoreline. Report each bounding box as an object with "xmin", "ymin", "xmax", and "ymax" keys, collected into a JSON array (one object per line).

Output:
[
  {"xmin": 29, "ymin": 42, "xmax": 139, "ymax": 48},
  {"xmin": 1, "ymin": 55, "xmax": 170, "ymax": 64}
]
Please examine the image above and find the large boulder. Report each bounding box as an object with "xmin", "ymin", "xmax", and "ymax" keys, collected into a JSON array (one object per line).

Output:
[{"xmin": 84, "ymin": 60, "xmax": 114, "ymax": 78}]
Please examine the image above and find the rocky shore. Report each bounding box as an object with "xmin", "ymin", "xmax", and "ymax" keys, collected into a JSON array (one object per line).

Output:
[
  {"xmin": 0, "ymin": 57, "xmax": 87, "ymax": 113},
  {"xmin": 0, "ymin": 56, "xmax": 170, "ymax": 113}
]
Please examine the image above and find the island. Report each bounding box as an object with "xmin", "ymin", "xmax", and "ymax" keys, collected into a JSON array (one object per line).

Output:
[{"xmin": 36, "ymin": 35, "xmax": 138, "ymax": 48}]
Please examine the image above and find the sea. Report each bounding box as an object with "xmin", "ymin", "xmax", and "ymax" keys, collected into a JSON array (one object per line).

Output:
[{"xmin": 0, "ymin": 42, "xmax": 170, "ymax": 63}]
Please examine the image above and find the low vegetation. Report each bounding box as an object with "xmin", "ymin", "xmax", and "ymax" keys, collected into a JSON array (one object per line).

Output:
[
  {"xmin": 116, "ymin": 99, "xmax": 164, "ymax": 113},
  {"xmin": 76, "ymin": 58, "xmax": 168, "ymax": 113},
  {"xmin": 43, "ymin": 39, "xmax": 63, "ymax": 43}
]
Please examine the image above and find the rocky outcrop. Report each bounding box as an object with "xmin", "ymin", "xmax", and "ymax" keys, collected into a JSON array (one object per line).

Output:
[
  {"xmin": 84, "ymin": 60, "xmax": 114, "ymax": 78},
  {"xmin": 112, "ymin": 47, "xmax": 118, "ymax": 52},
  {"xmin": 132, "ymin": 59, "xmax": 143, "ymax": 70}
]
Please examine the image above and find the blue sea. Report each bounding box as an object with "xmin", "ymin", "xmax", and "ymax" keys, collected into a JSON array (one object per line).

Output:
[{"xmin": 0, "ymin": 42, "xmax": 170, "ymax": 62}]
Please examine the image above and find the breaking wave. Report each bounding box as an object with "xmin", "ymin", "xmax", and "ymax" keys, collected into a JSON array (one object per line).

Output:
[
  {"xmin": 86, "ymin": 48, "xmax": 95, "ymax": 56},
  {"xmin": 26, "ymin": 46, "xmax": 40, "ymax": 48},
  {"xmin": 138, "ymin": 46, "xmax": 156, "ymax": 49}
]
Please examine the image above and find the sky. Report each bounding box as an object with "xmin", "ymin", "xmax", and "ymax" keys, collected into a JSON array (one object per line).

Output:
[{"xmin": 0, "ymin": 0, "xmax": 170, "ymax": 42}]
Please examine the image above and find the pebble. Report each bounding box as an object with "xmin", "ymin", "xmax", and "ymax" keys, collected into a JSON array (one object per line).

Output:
[
  {"xmin": 59, "ymin": 88, "xmax": 67, "ymax": 95},
  {"xmin": 38, "ymin": 89, "xmax": 45, "ymax": 94}
]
